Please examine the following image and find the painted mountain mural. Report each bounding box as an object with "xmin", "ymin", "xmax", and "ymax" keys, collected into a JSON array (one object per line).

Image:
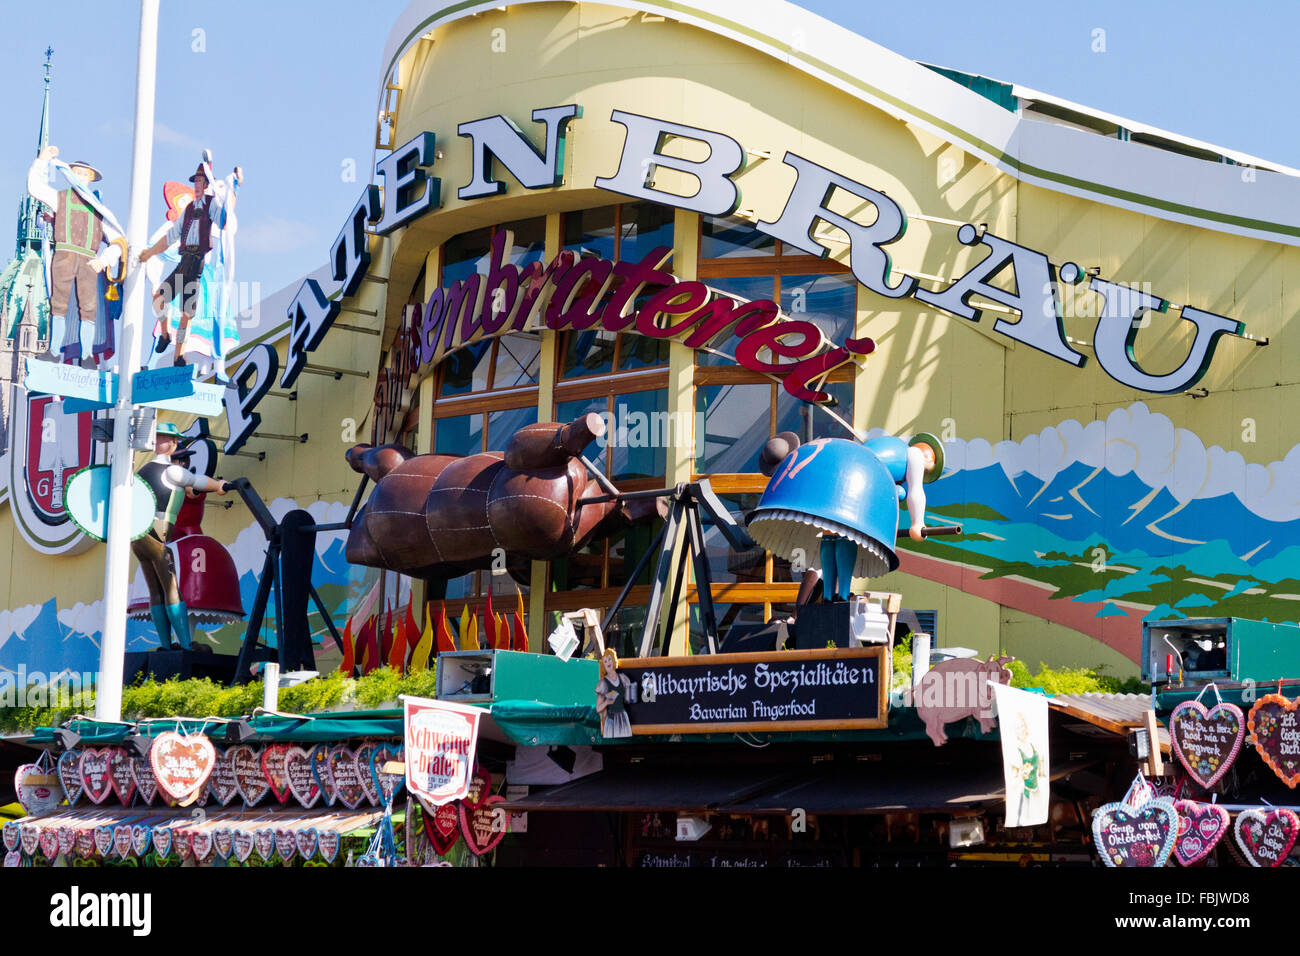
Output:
[{"xmin": 892, "ymin": 402, "xmax": 1300, "ymax": 662}]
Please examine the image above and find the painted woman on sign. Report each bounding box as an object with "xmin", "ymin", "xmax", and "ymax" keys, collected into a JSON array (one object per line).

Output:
[
  {"xmin": 1010, "ymin": 712, "xmax": 1043, "ymax": 821},
  {"xmin": 595, "ymin": 649, "xmax": 633, "ymax": 739}
]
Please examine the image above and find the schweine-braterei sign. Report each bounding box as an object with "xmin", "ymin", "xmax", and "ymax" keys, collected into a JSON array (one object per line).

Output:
[{"xmin": 615, "ymin": 647, "xmax": 888, "ymax": 734}]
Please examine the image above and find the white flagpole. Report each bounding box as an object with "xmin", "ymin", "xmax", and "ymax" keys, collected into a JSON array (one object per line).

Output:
[{"xmin": 95, "ymin": 0, "xmax": 159, "ymax": 722}]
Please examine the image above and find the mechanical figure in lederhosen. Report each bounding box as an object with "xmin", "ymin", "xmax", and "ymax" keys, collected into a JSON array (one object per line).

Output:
[{"xmin": 131, "ymin": 422, "xmax": 232, "ymax": 648}]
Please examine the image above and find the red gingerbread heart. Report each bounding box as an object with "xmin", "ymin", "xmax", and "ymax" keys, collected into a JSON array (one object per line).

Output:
[
  {"xmin": 1172, "ymin": 800, "xmax": 1229, "ymax": 866},
  {"xmin": 261, "ymin": 744, "xmax": 293, "ymax": 804},
  {"xmin": 74, "ymin": 828, "xmax": 94, "ymax": 859},
  {"xmin": 284, "ymin": 746, "xmax": 320, "ymax": 808},
  {"xmin": 1248, "ymin": 695, "xmax": 1300, "ymax": 788},
  {"xmin": 38, "ymin": 828, "xmax": 59, "ymax": 860},
  {"xmin": 150, "ymin": 731, "xmax": 217, "ymax": 804},
  {"xmin": 422, "ymin": 798, "xmax": 462, "ymax": 855},
  {"xmin": 172, "ymin": 828, "xmax": 194, "ymax": 861},
  {"xmin": 108, "ymin": 748, "xmax": 136, "ymax": 805},
  {"xmin": 78, "ymin": 748, "xmax": 114, "ymax": 804},
  {"xmin": 460, "ymin": 794, "xmax": 509, "ymax": 856},
  {"xmin": 1171, "ymin": 698, "xmax": 1245, "ymax": 790},
  {"xmin": 190, "ymin": 830, "xmax": 214, "ymax": 863},
  {"xmin": 1234, "ymin": 808, "xmax": 1299, "ymax": 867}
]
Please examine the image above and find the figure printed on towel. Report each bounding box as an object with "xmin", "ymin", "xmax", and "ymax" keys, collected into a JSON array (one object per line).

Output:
[
  {"xmin": 139, "ymin": 150, "xmax": 242, "ymax": 378},
  {"xmin": 132, "ymin": 422, "xmax": 234, "ymax": 650},
  {"xmin": 25, "ymin": 145, "xmax": 127, "ymax": 366}
]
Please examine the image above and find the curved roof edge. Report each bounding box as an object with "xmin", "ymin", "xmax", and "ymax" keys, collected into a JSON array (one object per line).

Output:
[{"xmin": 380, "ymin": 0, "xmax": 1300, "ymax": 246}]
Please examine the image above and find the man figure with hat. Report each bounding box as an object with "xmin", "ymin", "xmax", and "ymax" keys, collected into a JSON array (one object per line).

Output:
[
  {"xmin": 26, "ymin": 145, "xmax": 126, "ymax": 364},
  {"xmin": 139, "ymin": 153, "xmax": 242, "ymax": 367},
  {"xmin": 132, "ymin": 421, "xmax": 233, "ymax": 649}
]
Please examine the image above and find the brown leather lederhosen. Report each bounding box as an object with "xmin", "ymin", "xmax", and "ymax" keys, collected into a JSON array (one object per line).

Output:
[
  {"xmin": 158, "ymin": 199, "xmax": 213, "ymax": 316},
  {"xmin": 50, "ymin": 188, "xmax": 104, "ymax": 323}
]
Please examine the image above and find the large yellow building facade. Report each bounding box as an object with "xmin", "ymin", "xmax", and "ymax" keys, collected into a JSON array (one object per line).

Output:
[{"xmin": 3, "ymin": 0, "xmax": 1298, "ymax": 683}]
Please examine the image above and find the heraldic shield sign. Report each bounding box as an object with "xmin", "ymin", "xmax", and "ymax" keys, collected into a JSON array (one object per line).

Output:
[{"xmin": 5, "ymin": 385, "xmax": 101, "ymax": 555}]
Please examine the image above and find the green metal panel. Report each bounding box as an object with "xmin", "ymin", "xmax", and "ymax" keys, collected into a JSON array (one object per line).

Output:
[{"xmin": 435, "ymin": 650, "xmax": 599, "ymax": 708}]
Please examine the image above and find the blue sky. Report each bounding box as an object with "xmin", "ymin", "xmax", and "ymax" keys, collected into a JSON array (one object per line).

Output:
[{"xmin": 0, "ymin": 0, "xmax": 1294, "ymax": 298}]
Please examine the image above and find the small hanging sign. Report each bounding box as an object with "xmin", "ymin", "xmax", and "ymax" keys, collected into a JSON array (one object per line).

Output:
[
  {"xmin": 403, "ymin": 697, "xmax": 482, "ymax": 807},
  {"xmin": 1248, "ymin": 694, "xmax": 1300, "ymax": 788},
  {"xmin": 1170, "ymin": 684, "xmax": 1244, "ymax": 790}
]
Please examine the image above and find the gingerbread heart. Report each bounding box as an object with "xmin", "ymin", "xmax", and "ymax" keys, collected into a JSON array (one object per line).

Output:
[
  {"xmin": 57, "ymin": 827, "xmax": 75, "ymax": 858},
  {"xmin": 370, "ymin": 744, "xmax": 404, "ymax": 805},
  {"xmin": 173, "ymin": 828, "xmax": 194, "ymax": 861},
  {"xmin": 4, "ymin": 850, "xmax": 19, "ymax": 867},
  {"xmin": 57, "ymin": 751, "xmax": 84, "ymax": 806},
  {"xmin": 285, "ymin": 746, "xmax": 321, "ymax": 808},
  {"xmin": 213, "ymin": 828, "xmax": 234, "ymax": 860},
  {"xmin": 2, "ymin": 821, "xmax": 20, "ymax": 852},
  {"xmin": 132, "ymin": 755, "xmax": 159, "ymax": 805},
  {"xmin": 93, "ymin": 825, "xmax": 113, "ymax": 857},
  {"xmin": 1172, "ymin": 800, "xmax": 1229, "ymax": 866},
  {"xmin": 295, "ymin": 828, "xmax": 318, "ymax": 859},
  {"xmin": 310, "ymin": 744, "xmax": 336, "ymax": 805},
  {"xmin": 74, "ymin": 829, "xmax": 94, "ymax": 859},
  {"xmin": 460, "ymin": 794, "xmax": 509, "ymax": 856},
  {"xmin": 78, "ymin": 748, "xmax": 114, "ymax": 804},
  {"xmin": 190, "ymin": 830, "xmax": 214, "ymax": 863},
  {"xmin": 1234, "ymin": 808, "xmax": 1299, "ymax": 867},
  {"xmin": 1092, "ymin": 797, "xmax": 1178, "ymax": 867},
  {"xmin": 253, "ymin": 827, "xmax": 275, "ymax": 861},
  {"xmin": 316, "ymin": 829, "xmax": 340, "ymax": 863},
  {"xmin": 131, "ymin": 825, "xmax": 152, "ymax": 857},
  {"xmin": 422, "ymin": 798, "xmax": 461, "ymax": 855},
  {"xmin": 1248, "ymin": 695, "xmax": 1300, "ymax": 788},
  {"xmin": 355, "ymin": 743, "xmax": 380, "ymax": 806},
  {"xmin": 230, "ymin": 745, "xmax": 270, "ymax": 805},
  {"xmin": 207, "ymin": 748, "xmax": 239, "ymax": 806},
  {"xmin": 112, "ymin": 825, "xmax": 134, "ymax": 859},
  {"xmin": 108, "ymin": 748, "xmax": 136, "ymax": 805},
  {"xmin": 261, "ymin": 744, "xmax": 293, "ymax": 804},
  {"xmin": 1171, "ymin": 698, "xmax": 1245, "ymax": 790},
  {"xmin": 15, "ymin": 763, "xmax": 63, "ymax": 815},
  {"xmin": 232, "ymin": 829, "xmax": 255, "ymax": 863},
  {"xmin": 38, "ymin": 828, "xmax": 59, "ymax": 860},
  {"xmin": 329, "ymin": 746, "xmax": 366, "ymax": 810},
  {"xmin": 152, "ymin": 826, "xmax": 173, "ymax": 859},
  {"xmin": 275, "ymin": 828, "xmax": 297, "ymax": 862},
  {"xmin": 150, "ymin": 731, "xmax": 216, "ymax": 804}
]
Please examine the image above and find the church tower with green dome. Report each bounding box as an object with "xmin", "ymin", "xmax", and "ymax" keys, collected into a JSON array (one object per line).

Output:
[{"xmin": 0, "ymin": 48, "xmax": 55, "ymax": 456}]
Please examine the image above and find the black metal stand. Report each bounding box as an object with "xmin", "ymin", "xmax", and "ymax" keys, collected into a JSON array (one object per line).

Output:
[
  {"xmin": 586, "ymin": 480, "xmax": 755, "ymax": 658},
  {"xmin": 228, "ymin": 478, "xmax": 345, "ymax": 684}
]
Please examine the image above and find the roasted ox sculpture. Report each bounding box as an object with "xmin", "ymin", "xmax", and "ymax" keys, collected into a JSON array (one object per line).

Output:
[{"xmin": 345, "ymin": 414, "xmax": 660, "ymax": 578}]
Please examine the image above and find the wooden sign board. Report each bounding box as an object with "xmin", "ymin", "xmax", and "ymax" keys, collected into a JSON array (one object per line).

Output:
[{"xmin": 616, "ymin": 647, "xmax": 888, "ymax": 734}]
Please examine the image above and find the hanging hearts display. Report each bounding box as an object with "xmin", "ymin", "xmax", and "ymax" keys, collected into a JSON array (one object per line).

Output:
[
  {"xmin": 1091, "ymin": 797, "xmax": 1178, "ymax": 867},
  {"xmin": 310, "ymin": 744, "xmax": 336, "ymax": 805},
  {"xmin": 1234, "ymin": 808, "xmax": 1300, "ymax": 867},
  {"xmin": 74, "ymin": 829, "xmax": 94, "ymax": 860},
  {"xmin": 1171, "ymin": 800, "xmax": 1230, "ymax": 866},
  {"xmin": 213, "ymin": 828, "xmax": 234, "ymax": 860},
  {"xmin": 1248, "ymin": 695, "xmax": 1300, "ymax": 788},
  {"xmin": 232, "ymin": 830, "xmax": 254, "ymax": 863},
  {"xmin": 295, "ymin": 828, "xmax": 318, "ymax": 859},
  {"xmin": 207, "ymin": 748, "xmax": 239, "ymax": 806},
  {"xmin": 14, "ymin": 762, "xmax": 63, "ymax": 815},
  {"xmin": 329, "ymin": 746, "xmax": 366, "ymax": 810},
  {"xmin": 285, "ymin": 747, "xmax": 321, "ymax": 808},
  {"xmin": 1170, "ymin": 691, "xmax": 1245, "ymax": 790},
  {"xmin": 108, "ymin": 748, "xmax": 136, "ymax": 805},
  {"xmin": 132, "ymin": 755, "xmax": 159, "ymax": 805},
  {"xmin": 421, "ymin": 798, "xmax": 462, "ymax": 855},
  {"xmin": 152, "ymin": 826, "xmax": 173, "ymax": 859},
  {"xmin": 57, "ymin": 751, "xmax": 84, "ymax": 806},
  {"xmin": 190, "ymin": 830, "xmax": 214, "ymax": 863},
  {"xmin": 150, "ymin": 731, "xmax": 217, "ymax": 804},
  {"xmin": 261, "ymin": 744, "xmax": 293, "ymax": 804},
  {"xmin": 38, "ymin": 829, "xmax": 59, "ymax": 860},
  {"xmin": 20, "ymin": 824, "xmax": 39, "ymax": 856},
  {"xmin": 316, "ymin": 829, "xmax": 340, "ymax": 863},
  {"xmin": 78, "ymin": 748, "xmax": 114, "ymax": 804},
  {"xmin": 112, "ymin": 825, "xmax": 134, "ymax": 859},
  {"xmin": 230, "ymin": 745, "xmax": 270, "ymax": 805},
  {"xmin": 57, "ymin": 827, "xmax": 75, "ymax": 858},
  {"xmin": 2, "ymin": 821, "xmax": 19, "ymax": 852},
  {"xmin": 132, "ymin": 825, "xmax": 152, "ymax": 857},
  {"xmin": 93, "ymin": 826, "xmax": 114, "ymax": 857},
  {"xmin": 460, "ymin": 794, "xmax": 509, "ymax": 856},
  {"xmin": 355, "ymin": 743, "xmax": 380, "ymax": 806},
  {"xmin": 253, "ymin": 827, "xmax": 275, "ymax": 862},
  {"xmin": 369, "ymin": 744, "xmax": 405, "ymax": 805}
]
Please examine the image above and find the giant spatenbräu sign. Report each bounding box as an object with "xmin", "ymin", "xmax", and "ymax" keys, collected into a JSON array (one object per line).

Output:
[{"xmin": 222, "ymin": 103, "xmax": 1249, "ymax": 452}]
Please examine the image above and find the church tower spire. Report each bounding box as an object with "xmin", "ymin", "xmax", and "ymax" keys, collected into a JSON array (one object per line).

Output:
[{"xmin": 16, "ymin": 48, "xmax": 53, "ymax": 258}]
